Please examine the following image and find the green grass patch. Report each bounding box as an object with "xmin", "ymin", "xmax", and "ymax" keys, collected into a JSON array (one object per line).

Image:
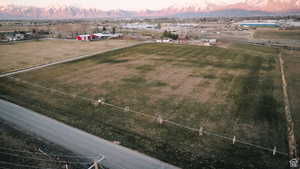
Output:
[
  {"xmin": 98, "ymin": 58, "xmax": 130, "ymax": 64},
  {"xmin": 231, "ymin": 43, "xmax": 278, "ymax": 55},
  {"xmin": 121, "ymin": 76, "xmax": 168, "ymax": 89},
  {"xmin": 135, "ymin": 64, "xmax": 155, "ymax": 73},
  {"xmin": 254, "ymin": 30, "xmax": 300, "ymax": 40}
]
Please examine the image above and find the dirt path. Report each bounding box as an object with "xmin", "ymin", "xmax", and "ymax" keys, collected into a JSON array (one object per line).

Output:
[{"xmin": 278, "ymin": 52, "xmax": 299, "ymax": 161}]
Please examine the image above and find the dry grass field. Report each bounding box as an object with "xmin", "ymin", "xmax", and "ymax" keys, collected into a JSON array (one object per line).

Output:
[
  {"xmin": 0, "ymin": 43, "xmax": 288, "ymax": 169},
  {"xmin": 0, "ymin": 39, "xmax": 140, "ymax": 73},
  {"xmin": 254, "ymin": 29, "xmax": 300, "ymax": 40}
]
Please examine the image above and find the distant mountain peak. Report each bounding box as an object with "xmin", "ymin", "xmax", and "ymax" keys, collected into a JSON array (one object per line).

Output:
[
  {"xmin": 0, "ymin": 0, "xmax": 300, "ymax": 19},
  {"xmin": 168, "ymin": 0, "xmax": 300, "ymax": 12}
]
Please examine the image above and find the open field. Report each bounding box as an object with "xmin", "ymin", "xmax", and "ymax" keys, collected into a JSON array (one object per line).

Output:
[
  {"xmin": 0, "ymin": 120, "xmax": 88, "ymax": 169},
  {"xmin": 0, "ymin": 43, "xmax": 288, "ymax": 169},
  {"xmin": 282, "ymin": 49, "xmax": 300, "ymax": 147},
  {"xmin": 0, "ymin": 39, "xmax": 140, "ymax": 73},
  {"xmin": 254, "ymin": 29, "xmax": 300, "ymax": 40}
]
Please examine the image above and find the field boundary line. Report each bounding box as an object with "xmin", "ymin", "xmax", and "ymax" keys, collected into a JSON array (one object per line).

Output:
[{"xmin": 278, "ymin": 52, "xmax": 299, "ymax": 160}]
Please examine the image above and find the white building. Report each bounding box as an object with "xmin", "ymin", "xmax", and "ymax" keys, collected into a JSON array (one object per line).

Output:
[
  {"xmin": 15, "ymin": 34, "xmax": 25, "ymax": 40},
  {"xmin": 76, "ymin": 33, "xmax": 123, "ymax": 41},
  {"xmin": 156, "ymin": 39, "xmax": 172, "ymax": 43},
  {"xmin": 121, "ymin": 23, "xmax": 158, "ymax": 30}
]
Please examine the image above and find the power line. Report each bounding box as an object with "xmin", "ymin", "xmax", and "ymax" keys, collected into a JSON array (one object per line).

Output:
[
  {"xmin": 6, "ymin": 76, "xmax": 289, "ymax": 156},
  {"xmin": 0, "ymin": 151, "xmax": 91, "ymax": 164},
  {"xmin": 0, "ymin": 146, "xmax": 98, "ymax": 159}
]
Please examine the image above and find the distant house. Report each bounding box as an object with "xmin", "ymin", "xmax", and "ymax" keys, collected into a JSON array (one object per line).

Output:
[
  {"xmin": 200, "ymin": 39, "xmax": 217, "ymax": 46},
  {"xmin": 208, "ymin": 39, "xmax": 217, "ymax": 45},
  {"xmin": 76, "ymin": 33, "xmax": 123, "ymax": 41},
  {"xmin": 93, "ymin": 33, "xmax": 123, "ymax": 39},
  {"xmin": 0, "ymin": 31, "xmax": 30, "ymax": 42},
  {"xmin": 163, "ymin": 39, "xmax": 172, "ymax": 43}
]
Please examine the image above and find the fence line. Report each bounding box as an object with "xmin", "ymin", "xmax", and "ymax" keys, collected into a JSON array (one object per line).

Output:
[
  {"xmin": 6, "ymin": 76, "xmax": 289, "ymax": 156},
  {"xmin": 0, "ymin": 146, "xmax": 107, "ymax": 169}
]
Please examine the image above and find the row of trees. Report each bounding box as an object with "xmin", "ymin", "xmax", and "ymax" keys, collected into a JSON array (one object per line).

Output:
[
  {"xmin": 94, "ymin": 26, "xmax": 116, "ymax": 34},
  {"xmin": 162, "ymin": 30, "xmax": 179, "ymax": 40}
]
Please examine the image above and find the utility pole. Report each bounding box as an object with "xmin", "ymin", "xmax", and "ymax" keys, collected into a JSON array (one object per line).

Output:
[{"xmin": 94, "ymin": 161, "xmax": 99, "ymax": 169}]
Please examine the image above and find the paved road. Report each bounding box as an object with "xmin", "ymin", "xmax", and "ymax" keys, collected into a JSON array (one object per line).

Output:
[
  {"xmin": 0, "ymin": 99, "xmax": 180, "ymax": 169},
  {"xmin": 0, "ymin": 42, "xmax": 145, "ymax": 78}
]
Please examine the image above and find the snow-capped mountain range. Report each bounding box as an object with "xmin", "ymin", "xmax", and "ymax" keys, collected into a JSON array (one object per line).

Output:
[
  {"xmin": 166, "ymin": 0, "xmax": 300, "ymax": 12},
  {"xmin": 1, "ymin": 0, "xmax": 300, "ymax": 19}
]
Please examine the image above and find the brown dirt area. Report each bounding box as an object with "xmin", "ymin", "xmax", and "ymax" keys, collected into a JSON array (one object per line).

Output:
[{"xmin": 0, "ymin": 39, "xmax": 140, "ymax": 73}]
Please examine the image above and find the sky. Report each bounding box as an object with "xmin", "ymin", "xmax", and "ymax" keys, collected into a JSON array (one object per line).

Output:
[{"xmin": 1, "ymin": 0, "xmax": 244, "ymax": 10}]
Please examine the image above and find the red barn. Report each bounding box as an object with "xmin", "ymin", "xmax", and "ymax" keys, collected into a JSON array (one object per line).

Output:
[
  {"xmin": 76, "ymin": 34, "xmax": 100, "ymax": 41},
  {"xmin": 76, "ymin": 35, "xmax": 91, "ymax": 41}
]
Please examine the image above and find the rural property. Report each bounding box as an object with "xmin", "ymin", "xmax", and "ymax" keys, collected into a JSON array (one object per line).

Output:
[{"xmin": 0, "ymin": 42, "xmax": 289, "ymax": 169}]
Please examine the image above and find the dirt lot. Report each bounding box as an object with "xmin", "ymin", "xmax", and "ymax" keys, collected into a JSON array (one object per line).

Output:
[
  {"xmin": 0, "ymin": 43, "xmax": 289, "ymax": 169},
  {"xmin": 0, "ymin": 39, "xmax": 140, "ymax": 73}
]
